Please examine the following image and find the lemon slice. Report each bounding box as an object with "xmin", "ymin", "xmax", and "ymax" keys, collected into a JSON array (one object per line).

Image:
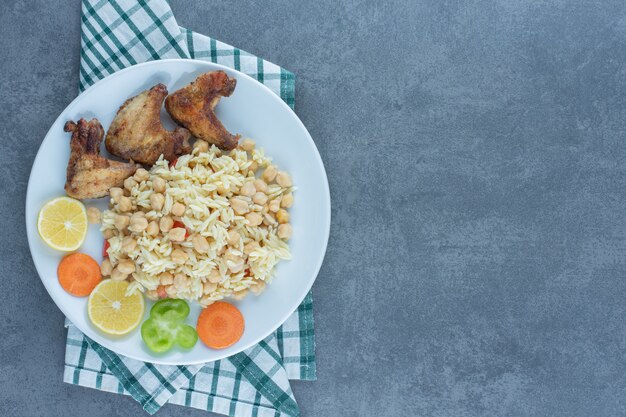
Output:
[
  {"xmin": 88, "ymin": 280, "xmax": 145, "ymax": 335},
  {"xmin": 37, "ymin": 196, "xmax": 88, "ymax": 251}
]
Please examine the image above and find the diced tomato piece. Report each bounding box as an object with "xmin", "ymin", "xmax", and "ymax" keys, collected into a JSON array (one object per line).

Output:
[
  {"xmin": 172, "ymin": 221, "xmax": 190, "ymax": 238},
  {"xmin": 156, "ymin": 285, "xmax": 168, "ymax": 299},
  {"xmin": 103, "ymin": 240, "xmax": 110, "ymax": 258},
  {"xmin": 169, "ymin": 158, "xmax": 178, "ymax": 168}
]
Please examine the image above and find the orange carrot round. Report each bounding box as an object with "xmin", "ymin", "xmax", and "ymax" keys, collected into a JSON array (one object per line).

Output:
[
  {"xmin": 57, "ymin": 253, "xmax": 102, "ymax": 297},
  {"xmin": 196, "ymin": 302, "xmax": 244, "ymax": 349}
]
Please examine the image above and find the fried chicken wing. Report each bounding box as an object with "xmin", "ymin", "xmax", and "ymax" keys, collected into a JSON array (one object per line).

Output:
[
  {"xmin": 64, "ymin": 118, "xmax": 138, "ymax": 200},
  {"xmin": 105, "ymin": 84, "xmax": 192, "ymax": 165},
  {"xmin": 165, "ymin": 71, "xmax": 240, "ymax": 150}
]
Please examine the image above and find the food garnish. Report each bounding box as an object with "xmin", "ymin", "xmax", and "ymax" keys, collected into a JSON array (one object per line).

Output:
[
  {"xmin": 64, "ymin": 119, "xmax": 138, "ymax": 200},
  {"xmin": 57, "ymin": 253, "xmax": 102, "ymax": 296},
  {"xmin": 141, "ymin": 299, "xmax": 198, "ymax": 353},
  {"xmin": 37, "ymin": 196, "xmax": 88, "ymax": 251},
  {"xmin": 105, "ymin": 84, "xmax": 191, "ymax": 165},
  {"xmin": 196, "ymin": 301, "xmax": 244, "ymax": 349},
  {"xmin": 87, "ymin": 280, "xmax": 145, "ymax": 335}
]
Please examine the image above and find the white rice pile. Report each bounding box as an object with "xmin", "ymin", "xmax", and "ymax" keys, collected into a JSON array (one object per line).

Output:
[{"xmin": 100, "ymin": 142, "xmax": 293, "ymax": 306}]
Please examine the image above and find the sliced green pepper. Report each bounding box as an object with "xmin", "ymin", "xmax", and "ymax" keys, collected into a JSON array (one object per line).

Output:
[{"xmin": 141, "ymin": 299, "xmax": 198, "ymax": 353}]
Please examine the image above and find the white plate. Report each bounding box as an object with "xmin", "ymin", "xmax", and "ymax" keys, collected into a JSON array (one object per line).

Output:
[{"xmin": 25, "ymin": 59, "xmax": 330, "ymax": 365}]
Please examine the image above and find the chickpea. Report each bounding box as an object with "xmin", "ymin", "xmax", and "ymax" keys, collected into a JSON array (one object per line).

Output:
[
  {"xmin": 100, "ymin": 259, "xmax": 113, "ymax": 276},
  {"xmin": 121, "ymin": 236, "xmax": 137, "ymax": 253},
  {"xmin": 226, "ymin": 229, "xmax": 240, "ymax": 246},
  {"xmin": 103, "ymin": 228, "xmax": 115, "ymax": 239},
  {"xmin": 275, "ymin": 171, "xmax": 292, "ymax": 188},
  {"xmin": 168, "ymin": 227, "xmax": 187, "ymax": 242},
  {"xmin": 129, "ymin": 213, "xmax": 148, "ymax": 233},
  {"xmin": 228, "ymin": 258, "xmax": 245, "ymax": 273},
  {"xmin": 240, "ymin": 138, "xmax": 255, "ymax": 151},
  {"xmin": 173, "ymin": 273, "xmax": 187, "ymax": 289},
  {"xmin": 276, "ymin": 209, "xmax": 290, "ymax": 224},
  {"xmin": 263, "ymin": 213, "xmax": 277, "ymax": 226},
  {"xmin": 192, "ymin": 235, "xmax": 210, "ymax": 254},
  {"xmin": 87, "ymin": 207, "xmax": 101, "ymax": 224},
  {"xmin": 117, "ymin": 196, "xmax": 132, "ymax": 212},
  {"xmin": 251, "ymin": 281, "xmax": 266, "ymax": 295},
  {"xmin": 194, "ymin": 139, "xmax": 209, "ymax": 152},
  {"xmin": 110, "ymin": 267, "xmax": 128, "ymax": 281},
  {"xmin": 244, "ymin": 241, "xmax": 260, "ymax": 254},
  {"xmin": 224, "ymin": 249, "xmax": 244, "ymax": 273},
  {"xmin": 203, "ymin": 282, "xmax": 218, "ymax": 294},
  {"xmin": 152, "ymin": 176, "xmax": 166, "ymax": 193},
  {"xmin": 252, "ymin": 192, "xmax": 268, "ymax": 205},
  {"xmin": 150, "ymin": 193, "xmax": 165, "ymax": 211},
  {"xmin": 278, "ymin": 223, "xmax": 293, "ymax": 240},
  {"xmin": 160, "ymin": 272, "xmax": 174, "ymax": 285},
  {"xmin": 230, "ymin": 197, "xmax": 249, "ymax": 215},
  {"xmin": 268, "ymin": 198, "xmax": 281, "ymax": 213},
  {"xmin": 245, "ymin": 212, "xmax": 263, "ymax": 227},
  {"xmin": 171, "ymin": 202, "xmax": 186, "ymax": 217},
  {"xmin": 124, "ymin": 177, "xmax": 138, "ymax": 191},
  {"xmin": 109, "ymin": 187, "xmax": 124, "ymax": 202},
  {"xmin": 117, "ymin": 259, "xmax": 136, "ymax": 274},
  {"xmin": 134, "ymin": 168, "xmax": 150, "ymax": 182},
  {"xmin": 146, "ymin": 221, "xmax": 159, "ymax": 236},
  {"xmin": 224, "ymin": 248, "xmax": 240, "ymax": 260},
  {"xmin": 240, "ymin": 181, "xmax": 256, "ymax": 197},
  {"xmin": 262, "ymin": 165, "xmax": 277, "ymax": 182},
  {"xmin": 114, "ymin": 214, "xmax": 130, "ymax": 231},
  {"xmin": 165, "ymin": 285, "xmax": 177, "ymax": 297},
  {"xmin": 171, "ymin": 248, "xmax": 188, "ymax": 264},
  {"xmin": 248, "ymin": 161, "xmax": 259, "ymax": 174},
  {"xmin": 160, "ymin": 216, "xmax": 174, "ymax": 233},
  {"xmin": 281, "ymin": 193, "xmax": 294, "ymax": 208},
  {"xmin": 253, "ymin": 179, "xmax": 268, "ymax": 193},
  {"xmin": 207, "ymin": 269, "xmax": 222, "ymax": 284}
]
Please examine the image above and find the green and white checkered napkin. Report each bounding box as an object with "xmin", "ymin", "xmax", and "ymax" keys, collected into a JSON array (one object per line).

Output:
[{"xmin": 63, "ymin": 1, "xmax": 315, "ymax": 415}]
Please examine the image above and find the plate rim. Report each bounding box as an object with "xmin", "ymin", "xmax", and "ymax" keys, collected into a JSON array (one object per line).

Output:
[{"xmin": 25, "ymin": 58, "xmax": 331, "ymax": 365}]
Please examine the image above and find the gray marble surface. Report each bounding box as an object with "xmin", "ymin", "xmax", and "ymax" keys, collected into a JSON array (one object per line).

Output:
[{"xmin": 3, "ymin": 0, "xmax": 626, "ymax": 415}]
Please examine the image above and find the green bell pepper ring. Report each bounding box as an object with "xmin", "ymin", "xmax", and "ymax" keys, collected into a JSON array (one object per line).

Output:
[{"xmin": 141, "ymin": 299, "xmax": 198, "ymax": 353}]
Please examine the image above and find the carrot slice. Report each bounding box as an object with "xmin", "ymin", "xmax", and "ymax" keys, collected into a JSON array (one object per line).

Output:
[
  {"xmin": 57, "ymin": 253, "xmax": 102, "ymax": 297},
  {"xmin": 196, "ymin": 302, "xmax": 244, "ymax": 349}
]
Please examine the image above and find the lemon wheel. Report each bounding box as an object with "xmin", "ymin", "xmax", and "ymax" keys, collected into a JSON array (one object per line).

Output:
[
  {"xmin": 88, "ymin": 280, "xmax": 145, "ymax": 335},
  {"xmin": 37, "ymin": 196, "xmax": 88, "ymax": 251}
]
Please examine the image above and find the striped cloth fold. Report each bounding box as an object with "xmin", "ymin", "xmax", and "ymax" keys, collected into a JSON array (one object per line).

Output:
[{"xmin": 63, "ymin": 1, "xmax": 315, "ymax": 415}]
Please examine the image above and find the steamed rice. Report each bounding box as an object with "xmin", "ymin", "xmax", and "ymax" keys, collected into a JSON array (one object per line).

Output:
[{"xmin": 100, "ymin": 142, "xmax": 293, "ymax": 306}]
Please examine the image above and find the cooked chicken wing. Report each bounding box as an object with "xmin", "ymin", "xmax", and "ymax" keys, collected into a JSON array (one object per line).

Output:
[
  {"xmin": 105, "ymin": 84, "xmax": 192, "ymax": 165},
  {"xmin": 64, "ymin": 118, "xmax": 138, "ymax": 200},
  {"xmin": 165, "ymin": 71, "xmax": 240, "ymax": 150}
]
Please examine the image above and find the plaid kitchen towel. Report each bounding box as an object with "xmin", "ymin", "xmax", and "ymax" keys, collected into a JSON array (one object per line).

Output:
[{"xmin": 63, "ymin": 0, "xmax": 316, "ymax": 415}]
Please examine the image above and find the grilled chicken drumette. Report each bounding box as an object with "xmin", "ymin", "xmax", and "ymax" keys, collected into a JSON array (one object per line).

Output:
[
  {"xmin": 105, "ymin": 84, "xmax": 192, "ymax": 165},
  {"xmin": 64, "ymin": 118, "xmax": 138, "ymax": 199},
  {"xmin": 165, "ymin": 71, "xmax": 241, "ymax": 150}
]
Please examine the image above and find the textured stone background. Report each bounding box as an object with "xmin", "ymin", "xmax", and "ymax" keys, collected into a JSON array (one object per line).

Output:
[{"xmin": 3, "ymin": 0, "xmax": 626, "ymax": 416}]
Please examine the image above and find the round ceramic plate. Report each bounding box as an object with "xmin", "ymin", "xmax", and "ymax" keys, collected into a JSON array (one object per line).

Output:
[{"xmin": 25, "ymin": 59, "xmax": 330, "ymax": 365}]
